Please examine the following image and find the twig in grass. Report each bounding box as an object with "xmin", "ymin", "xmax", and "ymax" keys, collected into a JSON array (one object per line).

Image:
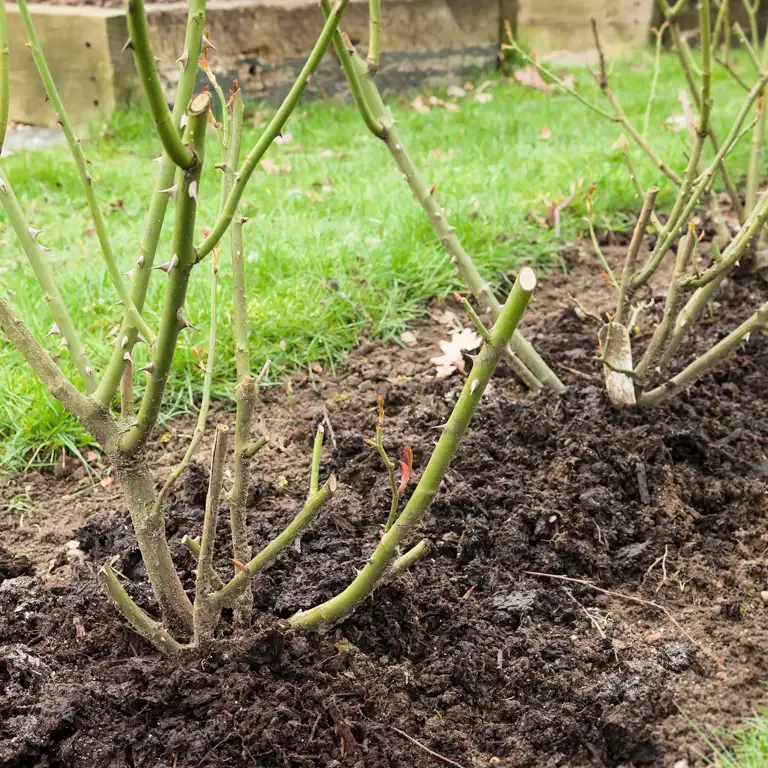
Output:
[
  {"xmin": 391, "ymin": 727, "xmax": 468, "ymax": 768},
  {"xmin": 524, "ymin": 570, "xmax": 717, "ymax": 661}
]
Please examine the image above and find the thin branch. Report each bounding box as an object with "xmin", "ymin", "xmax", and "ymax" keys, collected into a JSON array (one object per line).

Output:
[
  {"xmin": 322, "ymin": 11, "xmax": 556, "ymax": 392},
  {"xmin": 585, "ymin": 216, "xmax": 618, "ymax": 288},
  {"xmin": 366, "ymin": 0, "xmax": 381, "ymax": 75},
  {"xmin": 714, "ymin": 56, "xmax": 750, "ymax": 91},
  {"xmin": 309, "ymin": 424, "xmax": 325, "ymax": 499},
  {"xmin": 615, "ymin": 186, "xmax": 658, "ymax": 326},
  {"xmin": 99, "ymin": 564, "xmax": 183, "ymax": 654},
  {"xmin": 290, "ymin": 269, "xmax": 538, "ymax": 629},
  {"xmin": 17, "ymin": 0, "xmax": 156, "ymax": 345},
  {"xmin": 638, "ymin": 301, "xmax": 768, "ymax": 406},
  {"xmin": 126, "ymin": 0, "xmax": 195, "ymax": 169},
  {"xmin": 0, "ymin": 170, "xmax": 96, "ymax": 390},
  {"xmin": 391, "ymin": 539, "xmax": 429, "ymax": 575},
  {"xmin": 643, "ymin": 23, "xmax": 667, "ymax": 139},
  {"xmin": 501, "ymin": 37, "xmax": 617, "ymax": 122},
  {"xmin": 94, "ymin": 0, "xmax": 206, "ymax": 406},
  {"xmin": 635, "ymin": 228, "xmax": 696, "ymax": 381},
  {"xmin": 391, "ymin": 728, "xmax": 468, "ymax": 768},
  {"xmin": 587, "ymin": 19, "xmax": 682, "ymax": 185},
  {"xmin": 367, "ymin": 395, "xmax": 399, "ymax": 532},
  {"xmin": 0, "ymin": 0, "xmax": 9, "ymax": 154},
  {"xmin": 734, "ymin": 22, "xmax": 760, "ymax": 69},
  {"xmin": 196, "ymin": 0, "xmax": 351, "ymax": 259},
  {"xmin": 214, "ymin": 475, "xmax": 338, "ymax": 607},
  {"xmin": 0, "ymin": 294, "xmax": 116, "ymax": 446},
  {"xmin": 193, "ymin": 424, "xmax": 230, "ymax": 645},
  {"xmin": 120, "ymin": 92, "xmax": 212, "ymax": 454},
  {"xmin": 523, "ymin": 570, "xmax": 715, "ymax": 659},
  {"xmin": 620, "ymin": 139, "xmax": 663, "ymax": 230},
  {"xmin": 150, "ymin": 254, "xmax": 219, "ymax": 519}
]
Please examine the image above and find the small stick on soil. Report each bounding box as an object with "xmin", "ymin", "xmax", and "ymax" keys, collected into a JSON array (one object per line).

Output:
[
  {"xmin": 524, "ymin": 570, "xmax": 717, "ymax": 661},
  {"xmin": 322, "ymin": 404, "xmax": 337, "ymax": 450},
  {"xmin": 391, "ymin": 727, "xmax": 468, "ymax": 768},
  {"xmin": 562, "ymin": 587, "xmax": 607, "ymax": 639},
  {"xmin": 636, "ymin": 461, "xmax": 650, "ymax": 505}
]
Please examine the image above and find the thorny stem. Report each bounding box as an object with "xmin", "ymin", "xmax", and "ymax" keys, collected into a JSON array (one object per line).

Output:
[
  {"xmin": 367, "ymin": 0, "xmax": 381, "ymax": 75},
  {"xmin": 121, "ymin": 92, "xmax": 212, "ymax": 455},
  {"xmin": 664, "ymin": 9, "xmax": 744, "ymax": 221},
  {"xmin": 682, "ymin": 189, "xmax": 768, "ymax": 289},
  {"xmin": 126, "ymin": 0, "xmax": 195, "ymax": 169},
  {"xmin": 226, "ymin": 89, "xmax": 261, "ymax": 627},
  {"xmin": 635, "ymin": 228, "xmax": 696, "ymax": 382},
  {"xmin": 95, "ymin": 0, "xmax": 206, "ymax": 406},
  {"xmin": 196, "ymin": 0, "xmax": 350, "ymax": 258},
  {"xmin": 746, "ymin": 24, "xmax": 768, "ymax": 215},
  {"xmin": 290, "ymin": 268, "xmax": 537, "ymax": 629},
  {"xmin": 369, "ymin": 396, "xmax": 399, "ymax": 532},
  {"xmin": 639, "ymin": 301, "xmax": 768, "ymax": 406},
  {"xmin": 99, "ymin": 565, "xmax": 183, "ymax": 653},
  {"xmin": 193, "ymin": 424, "xmax": 230, "ymax": 645},
  {"xmin": 0, "ymin": 0, "xmax": 8, "ymax": 154},
  {"xmin": 120, "ymin": 359, "xmax": 134, "ymax": 418},
  {"xmin": 215, "ymin": 476, "xmax": 337, "ymax": 607},
  {"xmin": 633, "ymin": 63, "xmax": 767, "ymax": 290},
  {"xmin": 615, "ymin": 187, "xmax": 658, "ymax": 326},
  {"xmin": 181, "ymin": 534, "xmax": 224, "ymax": 591},
  {"xmin": 0, "ymin": 295, "xmax": 116, "ymax": 446},
  {"xmin": 17, "ymin": 0, "xmax": 156, "ymax": 345},
  {"xmin": 585, "ymin": 216, "xmax": 618, "ymax": 288},
  {"xmin": 150, "ymin": 256, "xmax": 219, "ymax": 519},
  {"xmin": 0, "ymin": 171, "xmax": 96, "ymax": 390},
  {"xmin": 588, "ymin": 19, "xmax": 682, "ymax": 186},
  {"xmin": 620, "ymin": 140, "xmax": 663, "ymax": 231},
  {"xmin": 642, "ymin": 23, "xmax": 667, "ymax": 139},
  {"xmin": 391, "ymin": 539, "xmax": 429, "ymax": 574},
  {"xmin": 322, "ymin": 7, "xmax": 559, "ymax": 392},
  {"xmin": 309, "ymin": 424, "xmax": 325, "ymax": 499}
]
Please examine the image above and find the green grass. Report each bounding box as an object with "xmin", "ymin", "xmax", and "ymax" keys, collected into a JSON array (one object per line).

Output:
[
  {"xmin": 695, "ymin": 707, "xmax": 768, "ymax": 766},
  {"xmin": 0, "ymin": 49, "xmax": 759, "ymax": 466}
]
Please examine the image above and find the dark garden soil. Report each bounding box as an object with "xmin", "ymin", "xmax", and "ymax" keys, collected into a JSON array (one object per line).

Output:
[{"xmin": 1, "ymin": 236, "xmax": 767, "ymax": 768}]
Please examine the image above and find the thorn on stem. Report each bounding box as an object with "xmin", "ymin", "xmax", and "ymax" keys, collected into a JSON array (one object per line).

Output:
[
  {"xmin": 28, "ymin": 227, "xmax": 43, "ymax": 241},
  {"xmin": 46, "ymin": 323, "xmax": 60, "ymax": 337},
  {"xmin": 176, "ymin": 49, "xmax": 189, "ymax": 70},
  {"xmin": 121, "ymin": 38, "xmax": 133, "ymax": 53},
  {"xmin": 158, "ymin": 183, "xmax": 178, "ymax": 202}
]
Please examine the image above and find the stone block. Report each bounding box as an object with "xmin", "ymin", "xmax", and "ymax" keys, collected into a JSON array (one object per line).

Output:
[
  {"xmin": 517, "ymin": 0, "xmax": 654, "ymax": 55},
  {"xmin": 6, "ymin": 4, "xmax": 137, "ymax": 128}
]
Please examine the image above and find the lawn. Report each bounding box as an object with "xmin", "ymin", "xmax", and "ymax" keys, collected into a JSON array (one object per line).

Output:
[{"xmin": 0, "ymin": 49, "xmax": 757, "ymax": 467}]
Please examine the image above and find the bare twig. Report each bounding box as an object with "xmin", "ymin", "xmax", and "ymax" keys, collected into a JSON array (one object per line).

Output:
[{"xmin": 391, "ymin": 727, "xmax": 468, "ymax": 768}]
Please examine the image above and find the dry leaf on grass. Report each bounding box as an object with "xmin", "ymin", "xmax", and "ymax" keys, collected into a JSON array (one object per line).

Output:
[
  {"xmin": 513, "ymin": 65, "xmax": 551, "ymax": 91},
  {"xmin": 474, "ymin": 93, "xmax": 493, "ymax": 104},
  {"xmin": 540, "ymin": 125, "xmax": 552, "ymax": 140},
  {"xmin": 262, "ymin": 157, "xmax": 292, "ymax": 175},
  {"xmin": 430, "ymin": 327, "xmax": 482, "ymax": 379},
  {"xmin": 447, "ymin": 85, "xmax": 467, "ymax": 98}
]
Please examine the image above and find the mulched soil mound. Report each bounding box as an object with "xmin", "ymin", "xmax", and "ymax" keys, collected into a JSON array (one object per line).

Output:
[{"xmin": 1, "ymin": 262, "xmax": 767, "ymax": 767}]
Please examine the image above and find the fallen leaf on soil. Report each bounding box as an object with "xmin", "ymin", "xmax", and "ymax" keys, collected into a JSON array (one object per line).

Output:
[
  {"xmin": 100, "ymin": 475, "xmax": 114, "ymax": 488},
  {"xmin": 400, "ymin": 330, "xmax": 418, "ymax": 347},
  {"xmin": 433, "ymin": 309, "xmax": 461, "ymax": 329},
  {"xmin": 430, "ymin": 327, "xmax": 482, "ymax": 378},
  {"xmin": 447, "ymin": 85, "xmax": 466, "ymax": 98},
  {"xmin": 310, "ymin": 361, "xmax": 323, "ymax": 373}
]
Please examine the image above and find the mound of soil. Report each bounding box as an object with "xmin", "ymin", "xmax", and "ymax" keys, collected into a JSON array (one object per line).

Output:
[{"xmin": 1, "ymin": 251, "xmax": 767, "ymax": 767}]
